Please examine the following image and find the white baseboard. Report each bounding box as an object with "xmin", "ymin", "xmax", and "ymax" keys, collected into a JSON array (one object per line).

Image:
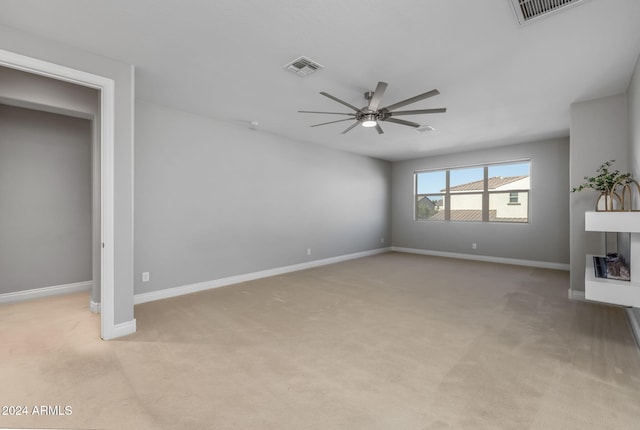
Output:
[
  {"xmin": 90, "ymin": 300, "xmax": 101, "ymax": 314},
  {"xmin": 568, "ymin": 289, "xmax": 586, "ymax": 301},
  {"xmin": 626, "ymin": 308, "xmax": 640, "ymax": 350},
  {"xmin": 105, "ymin": 318, "xmax": 136, "ymax": 340},
  {"xmin": 0, "ymin": 281, "xmax": 92, "ymax": 305},
  {"xmin": 135, "ymin": 247, "xmax": 391, "ymax": 305},
  {"xmin": 391, "ymin": 247, "xmax": 570, "ymax": 271}
]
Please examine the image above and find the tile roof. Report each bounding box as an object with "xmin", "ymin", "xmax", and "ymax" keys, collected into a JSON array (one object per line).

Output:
[
  {"xmin": 429, "ymin": 210, "xmax": 485, "ymax": 221},
  {"xmin": 428, "ymin": 209, "xmax": 527, "ymax": 223},
  {"xmin": 445, "ymin": 175, "xmax": 528, "ymax": 192}
]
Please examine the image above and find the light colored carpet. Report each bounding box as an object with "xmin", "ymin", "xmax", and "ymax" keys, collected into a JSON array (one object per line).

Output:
[{"xmin": 1, "ymin": 252, "xmax": 639, "ymax": 429}]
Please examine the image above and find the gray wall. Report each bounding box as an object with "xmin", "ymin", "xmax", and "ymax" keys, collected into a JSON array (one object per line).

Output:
[
  {"xmin": 0, "ymin": 23, "xmax": 136, "ymax": 325},
  {"xmin": 569, "ymin": 94, "xmax": 628, "ymax": 293},
  {"xmin": 0, "ymin": 105, "xmax": 91, "ymax": 293},
  {"xmin": 630, "ymin": 53, "xmax": 640, "ymax": 179},
  {"xmin": 391, "ymin": 138, "xmax": 570, "ymax": 265},
  {"xmin": 628, "ymin": 54, "xmax": 640, "ymax": 318},
  {"xmin": 134, "ymin": 101, "xmax": 391, "ymax": 294}
]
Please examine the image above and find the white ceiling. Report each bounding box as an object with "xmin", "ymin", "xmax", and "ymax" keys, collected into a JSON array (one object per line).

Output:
[{"xmin": 1, "ymin": 0, "xmax": 639, "ymax": 161}]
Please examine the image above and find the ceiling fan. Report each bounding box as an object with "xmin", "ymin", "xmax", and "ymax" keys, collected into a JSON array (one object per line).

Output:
[{"xmin": 299, "ymin": 81, "xmax": 446, "ymax": 134}]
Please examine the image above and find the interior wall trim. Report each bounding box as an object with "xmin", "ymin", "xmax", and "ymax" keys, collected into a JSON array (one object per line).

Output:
[
  {"xmin": 391, "ymin": 247, "xmax": 571, "ymax": 271},
  {"xmin": 90, "ymin": 300, "xmax": 102, "ymax": 314},
  {"xmin": 568, "ymin": 289, "xmax": 586, "ymax": 301},
  {"xmin": 626, "ymin": 308, "xmax": 640, "ymax": 350},
  {"xmin": 0, "ymin": 281, "xmax": 92, "ymax": 305},
  {"xmin": 112, "ymin": 318, "xmax": 136, "ymax": 339},
  {"xmin": 134, "ymin": 247, "xmax": 391, "ymax": 305}
]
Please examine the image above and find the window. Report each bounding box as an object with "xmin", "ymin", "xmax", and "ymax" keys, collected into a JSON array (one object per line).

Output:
[
  {"xmin": 415, "ymin": 160, "xmax": 530, "ymax": 223},
  {"xmin": 415, "ymin": 170, "xmax": 445, "ymax": 220}
]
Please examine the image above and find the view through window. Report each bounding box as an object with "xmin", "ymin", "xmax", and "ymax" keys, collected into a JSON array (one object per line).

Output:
[{"xmin": 415, "ymin": 160, "xmax": 530, "ymax": 223}]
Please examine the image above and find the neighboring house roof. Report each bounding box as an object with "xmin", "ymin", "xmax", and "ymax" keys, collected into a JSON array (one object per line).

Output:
[
  {"xmin": 444, "ymin": 175, "xmax": 528, "ymax": 192},
  {"xmin": 417, "ymin": 196, "xmax": 437, "ymax": 210},
  {"xmin": 418, "ymin": 196, "xmax": 444, "ymax": 207},
  {"xmin": 429, "ymin": 209, "xmax": 526, "ymax": 223},
  {"xmin": 430, "ymin": 210, "xmax": 485, "ymax": 222}
]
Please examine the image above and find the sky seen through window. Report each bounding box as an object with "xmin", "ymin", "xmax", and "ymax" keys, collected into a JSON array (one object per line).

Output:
[{"xmin": 417, "ymin": 162, "xmax": 530, "ymax": 194}]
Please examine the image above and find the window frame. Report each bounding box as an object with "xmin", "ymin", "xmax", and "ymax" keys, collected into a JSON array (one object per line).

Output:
[{"xmin": 414, "ymin": 160, "xmax": 531, "ymax": 224}]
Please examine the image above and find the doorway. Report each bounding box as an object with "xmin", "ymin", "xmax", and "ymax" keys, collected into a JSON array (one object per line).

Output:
[{"xmin": 0, "ymin": 49, "xmax": 118, "ymax": 339}]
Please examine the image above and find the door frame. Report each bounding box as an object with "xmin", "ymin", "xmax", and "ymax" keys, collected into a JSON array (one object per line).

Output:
[{"xmin": 0, "ymin": 49, "xmax": 117, "ymax": 339}]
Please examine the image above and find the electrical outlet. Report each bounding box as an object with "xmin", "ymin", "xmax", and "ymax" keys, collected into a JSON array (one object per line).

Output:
[
  {"xmin": 472, "ymin": 243, "xmax": 477, "ymax": 250},
  {"xmin": 307, "ymin": 248, "xmax": 312, "ymax": 256},
  {"xmin": 142, "ymin": 272, "xmax": 150, "ymax": 282},
  {"xmin": 380, "ymin": 237, "xmax": 385, "ymax": 243}
]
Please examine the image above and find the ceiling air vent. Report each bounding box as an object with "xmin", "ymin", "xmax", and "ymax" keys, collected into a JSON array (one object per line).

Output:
[
  {"xmin": 510, "ymin": 0, "xmax": 589, "ymax": 25},
  {"xmin": 283, "ymin": 56, "xmax": 324, "ymax": 77},
  {"xmin": 416, "ymin": 125, "xmax": 435, "ymax": 133}
]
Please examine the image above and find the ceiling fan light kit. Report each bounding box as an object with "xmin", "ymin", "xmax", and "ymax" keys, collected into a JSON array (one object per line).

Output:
[
  {"xmin": 361, "ymin": 114, "xmax": 377, "ymax": 128},
  {"xmin": 299, "ymin": 81, "xmax": 446, "ymax": 135}
]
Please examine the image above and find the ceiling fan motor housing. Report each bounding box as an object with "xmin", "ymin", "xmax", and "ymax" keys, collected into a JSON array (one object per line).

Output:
[{"xmin": 355, "ymin": 109, "xmax": 389, "ymax": 121}]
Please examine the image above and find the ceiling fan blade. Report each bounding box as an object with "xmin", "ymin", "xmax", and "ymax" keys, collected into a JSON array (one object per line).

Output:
[
  {"xmin": 384, "ymin": 117, "xmax": 421, "ymax": 128},
  {"xmin": 341, "ymin": 121, "xmax": 360, "ymax": 134},
  {"xmin": 367, "ymin": 81, "xmax": 388, "ymax": 111},
  {"xmin": 320, "ymin": 92, "xmax": 360, "ymax": 112},
  {"xmin": 382, "ymin": 89, "xmax": 440, "ymax": 112},
  {"xmin": 388, "ymin": 108, "xmax": 447, "ymax": 116},
  {"xmin": 310, "ymin": 118, "xmax": 356, "ymax": 127},
  {"xmin": 375, "ymin": 123, "xmax": 384, "ymax": 134},
  {"xmin": 298, "ymin": 110, "xmax": 356, "ymax": 116}
]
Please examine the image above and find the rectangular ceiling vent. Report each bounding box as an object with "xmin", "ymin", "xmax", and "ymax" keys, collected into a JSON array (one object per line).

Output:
[
  {"xmin": 283, "ymin": 56, "xmax": 324, "ymax": 77},
  {"xmin": 510, "ymin": 0, "xmax": 589, "ymax": 25},
  {"xmin": 416, "ymin": 125, "xmax": 435, "ymax": 133}
]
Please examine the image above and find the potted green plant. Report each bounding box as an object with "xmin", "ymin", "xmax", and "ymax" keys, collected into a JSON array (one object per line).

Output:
[{"xmin": 571, "ymin": 160, "xmax": 632, "ymax": 211}]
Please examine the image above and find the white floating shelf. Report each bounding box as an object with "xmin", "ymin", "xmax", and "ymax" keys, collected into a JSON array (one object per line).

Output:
[
  {"xmin": 585, "ymin": 255, "xmax": 640, "ymax": 307},
  {"xmin": 585, "ymin": 211, "xmax": 640, "ymax": 232}
]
